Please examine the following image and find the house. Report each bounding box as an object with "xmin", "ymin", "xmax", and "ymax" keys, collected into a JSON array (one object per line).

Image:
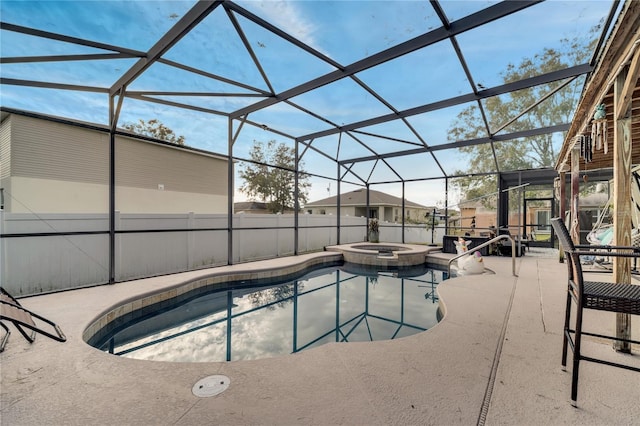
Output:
[
  {"xmin": 304, "ymin": 188, "xmax": 434, "ymax": 223},
  {"xmin": 451, "ymin": 190, "xmax": 612, "ymax": 242},
  {"xmin": 233, "ymin": 201, "xmax": 297, "ymax": 214},
  {"xmin": 234, "ymin": 201, "xmax": 270, "ymax": 214},
  {"xmin": 0, "ymin": 110, "xmax": 229, "ymax": 214},
  {"xmin": 454, "ymin": 199, "xmax": 550, "ymax": 239},
  {"xmin": 447, "ymin": 201, "xmax": 495, "ymax": 237}
]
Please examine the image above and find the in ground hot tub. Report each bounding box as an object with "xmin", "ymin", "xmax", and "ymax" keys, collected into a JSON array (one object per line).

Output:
[{"xmin": 325, "ymin": 242, "xmax": 440, "ymax": 267}]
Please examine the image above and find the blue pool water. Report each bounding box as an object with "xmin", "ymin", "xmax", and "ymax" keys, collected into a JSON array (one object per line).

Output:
[{"xmin": 90, "ymin": 264, "xmax": 448, "ymax": 362}]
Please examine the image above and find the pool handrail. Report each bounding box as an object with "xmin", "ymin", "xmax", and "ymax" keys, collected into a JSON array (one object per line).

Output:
[{"xmin": 447, "ymin": 235, "xmax": 517, "ymax": 277}]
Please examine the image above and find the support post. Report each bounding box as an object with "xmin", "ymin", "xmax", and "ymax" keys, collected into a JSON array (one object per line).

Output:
[
  {"xmin": 401, "ymin": 181, "xmax": 406, "ymax": 243},
  {"xmin": 336, "ymin": 162, "xmax": 341, "ymax": 245},
  {"xmin": 294, "ymin": 140, "xmax": 299, "ymax": 255},
  {"xmin": 570, "ymin": 144, "xmax": 581, "ymax": 243},
  {"xmin": 366, "ymin": 185, "xmax": 370, "ymax": 242},
  {"xmin": 558, "ymin": 173, "xmax": 567, "ymax": 222},
  {"xmin": 108, "ymin": 96, "xmax": 117, "ymax": 284},
  {"xmin": 227, "ymin": 117, "xmax": 234, "ymax": 265},
  {"xmin": 108, "ymin": 135, "xmax": 115, "ymax": 283},
  {"xmin": 613, "ymin": 67, "xmax": 632, "ymax": 352},
  {"xmin": 445, "ymin": 178, "xmax": 449, "ymax": 235},
  {"xmin": 517, "ymin": 173, "xmax": 522, "ymax": 254},
  {"xmin": 557, "ymin": 173, "xmax": 567, "ymax": 261}
]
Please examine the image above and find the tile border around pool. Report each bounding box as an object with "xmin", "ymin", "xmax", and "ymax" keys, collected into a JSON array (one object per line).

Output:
[
  {"xmin": 83, "ymin": 249, "xmax": 449, "ymax": 346},
  {"xmin": 82, "ymin": 252, "xmax": 344, "ymax": 343}
]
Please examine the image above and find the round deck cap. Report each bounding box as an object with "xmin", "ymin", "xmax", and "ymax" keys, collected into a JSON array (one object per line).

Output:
[{"xmin": 192, "ymin": 375, "xmax": 230, "ymax": 397}]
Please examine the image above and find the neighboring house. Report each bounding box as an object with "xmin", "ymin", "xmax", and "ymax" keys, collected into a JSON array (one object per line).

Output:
[
  {"xmin": 452, "ymin": 192, "xmax": 611, "ymax": 241},
  {"xmin": 449, "ymin": 201, "xmax": 495, "ymax": 236},
  {"xmin": 234, "ymin": 201, "xmax": 270, "ymax": 214},
  {"xmin": 454, "ymin": 200, "xmax": 541, "ymax": 237},
  {"xmin": 0, "ymin": 110, "xmax": 228, "ymax": 214},
  {"xmin": 304, "ymin": 188, "xmax": 434, "ymax": 223}
]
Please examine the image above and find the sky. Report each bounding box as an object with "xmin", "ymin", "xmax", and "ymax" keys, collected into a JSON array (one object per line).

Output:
[{"xmin": 0, "ymin": 0, "xmax": 619, "ymax": 207}]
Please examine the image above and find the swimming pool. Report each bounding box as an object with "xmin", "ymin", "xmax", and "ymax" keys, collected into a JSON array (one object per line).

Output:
[{"xmin": 88, "ymin": 264, "xmax": 448, "ymax": 362}]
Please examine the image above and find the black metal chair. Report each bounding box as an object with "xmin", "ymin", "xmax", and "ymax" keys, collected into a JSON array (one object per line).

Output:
[
  {"xmin": 0, "ymin": 287, "xmax": 66, "ymax": 347},
  {"xmin": 550, "ymin": 218, "xmax": 640, "ymax": 406}
]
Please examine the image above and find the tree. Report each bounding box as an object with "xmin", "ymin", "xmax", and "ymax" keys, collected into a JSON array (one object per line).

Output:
[
  {"xmin": 447, "ymin": 29, "xmax": 600, "ymax": 205},
  {"xmin": 238, "ymin": 140, "xmax": 311, "ymax": 213},
  {"xmin": 122, "ymin": 119, "xmax": 185, "ymax": 145},
  {"xmin": 248, "ymin": 283, "xmax": 298, "ymax": 310}
]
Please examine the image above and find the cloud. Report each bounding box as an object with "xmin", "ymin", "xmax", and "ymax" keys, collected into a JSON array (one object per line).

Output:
[{"xmin": 244, "ymin": 1, "xmax": 318, "ymax": 48}]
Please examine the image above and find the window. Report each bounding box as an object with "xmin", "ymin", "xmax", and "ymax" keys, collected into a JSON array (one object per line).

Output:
[{"xmin": 537, "ymin": 210, "xmax": 550, "ymax": 231}]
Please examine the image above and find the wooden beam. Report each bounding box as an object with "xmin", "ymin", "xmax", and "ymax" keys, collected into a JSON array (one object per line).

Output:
[
  {"xmin": 570, "ymin": 145, "xmax": 580, "ymax": 243},
  {"xmin": 557, "ymin": 173, "xmax": 567, "ymax": 262},
  {"xmin": 613, "ymin": 67, "xmax": 632, "ymax": 353},
  {"xmin": 558, "ymin": 173, "xmax": 567, "ymax": 222},
  {"xmin": 615, "ymin": 45, "xmax": 640, "ymax": 120}
]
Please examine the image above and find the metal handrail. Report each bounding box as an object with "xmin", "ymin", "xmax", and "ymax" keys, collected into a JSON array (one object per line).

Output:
[{"xmin": 447, "ymin": 235, "xmax": 517, "ymax": 277}]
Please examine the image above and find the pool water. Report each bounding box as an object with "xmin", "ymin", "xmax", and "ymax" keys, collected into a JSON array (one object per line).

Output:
[{"xmin": 93, "ymin": 265, "xmax": 448, "ymax": 362}]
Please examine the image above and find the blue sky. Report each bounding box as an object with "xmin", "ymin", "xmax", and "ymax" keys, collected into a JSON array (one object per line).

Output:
[{"xmin": 0, "ymin": 0, "xmax": 618, "ymax": 207}]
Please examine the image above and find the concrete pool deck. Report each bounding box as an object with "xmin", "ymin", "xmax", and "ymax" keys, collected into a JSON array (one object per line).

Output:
[{"xmin": 1, "ymin": 248, "xmax": 639, "ymax": 425}]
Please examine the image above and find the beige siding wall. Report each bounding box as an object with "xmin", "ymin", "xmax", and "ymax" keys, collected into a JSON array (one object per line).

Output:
[
  {"xmin": 115, "ymin": 137, "xmax": 227, "ymax": 195},
  {"xmin": 1, "ymin": 115, "xmax": 11, "ymax": 179},
  {"xmin": 11, "ymin": 115, "xmax": 109, "ymax": 185},
  {"xmin": 3, "ymin": 114, "xmax": 229, "ymax": 213},
  {"xmin": 305, "ymin": 206, "xmax": 358, "ymax": 216},
  {"xmin": 305, "ymin": 205, "xmax": 427, "ymax": 222},
  {"xmin": 115, "ymin": 185, "xmax": 227, "ymax": 214},
  {"xmin": 1, "ymin": 115, "xmax": 11, "ymax": 210},
  {"xmin": 0, "ymin": 178, "xmax": 10, "ymax": 210},
  {"xmin": 7, "ymin": 176, "xmax": 109, "ymax": 213},
  {"xmin": 5, "ymin": 176, "xmax": 227, "ymax": 214}
]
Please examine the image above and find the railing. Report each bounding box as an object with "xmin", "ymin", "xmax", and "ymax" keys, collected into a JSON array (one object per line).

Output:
[{"xmin": 447, "ymin": 235, "xmax": 517, "ymax": 277}]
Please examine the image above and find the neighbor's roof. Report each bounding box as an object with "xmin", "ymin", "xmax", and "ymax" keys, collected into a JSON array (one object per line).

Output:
[
  {"xmin": 234, "ymin": 201, "xmax": 268, "ymax": 211},
  {"xmin": 305, "ymin": 189, "xmax": 429, "ymax": 209}
]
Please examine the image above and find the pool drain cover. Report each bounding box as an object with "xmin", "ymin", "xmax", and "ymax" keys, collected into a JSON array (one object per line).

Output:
[{"xmin": 192, "ymin": 375, "xmax": 230, "ymax": 397}]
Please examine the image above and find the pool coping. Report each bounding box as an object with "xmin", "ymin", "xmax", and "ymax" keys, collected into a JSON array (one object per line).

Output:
[{"xmin": 83, "ymin": 252, "xmax": 344, "ymax": 346}]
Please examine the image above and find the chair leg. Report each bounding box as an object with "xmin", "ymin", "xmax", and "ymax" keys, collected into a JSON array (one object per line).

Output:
[
  {"xmin": 570, "ymin": 298, "xmax": 585, "ymax": 406},
  {"xmin": 561, "ymin": 286, "xmax": 572, "ymax": 370},
  {"xmin": 13, "ymin": 321, "xmax": 36, "ymax": 343},
  {"xmin": 0, "ymin": 321, "xmax": 10, "ymax": 352}
]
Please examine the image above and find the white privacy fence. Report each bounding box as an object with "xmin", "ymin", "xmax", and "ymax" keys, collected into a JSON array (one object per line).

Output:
[
  {"xmin": 1, "ymin": 212, "xmax": 444, "ymax": 296},
  {"xmin": 1, "ymin": 213, "xmax": 110, "ymax": 296}
]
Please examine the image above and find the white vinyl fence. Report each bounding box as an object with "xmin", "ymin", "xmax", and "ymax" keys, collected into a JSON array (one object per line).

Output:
[{"xmin": 1, "ymin": 212, "xmax": 443, "ymax": 296}]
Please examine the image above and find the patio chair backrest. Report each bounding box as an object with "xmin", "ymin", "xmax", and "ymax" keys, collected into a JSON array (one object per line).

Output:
[
  {"xmin": 551, "ymin": 217, "xmax": 575, "ymax": 252},
  {"xmin": 550, "ymin": 217, "xmax": 583, "ymax": 293}
]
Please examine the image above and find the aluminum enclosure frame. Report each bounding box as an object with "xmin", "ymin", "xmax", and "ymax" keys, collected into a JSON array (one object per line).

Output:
[{"xmin": 0, "ymin": 0, "xmax": 623, "ymax": 285}]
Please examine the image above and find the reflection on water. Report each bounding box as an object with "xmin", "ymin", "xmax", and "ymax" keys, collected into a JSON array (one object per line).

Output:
[{"xmin": 96, "ymin": 266, "xmax": 447, "ymax": 362}]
